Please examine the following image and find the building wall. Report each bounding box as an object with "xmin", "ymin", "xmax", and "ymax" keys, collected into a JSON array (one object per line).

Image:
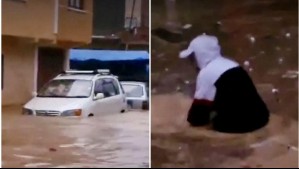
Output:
[
  {"xmin": 2, "ymin": 37, "xmax": 36, "ymax": 106},
  {"xmin": 2, "ymin": 0, "xmax": 55, "ymax": 40},
  {"xmin": 57, "ymin": 0, "xmax": 93, "ymax": 44},
  {"xmin": 2, "ymin": 0, "xmax": 93, "ymax": 106}
]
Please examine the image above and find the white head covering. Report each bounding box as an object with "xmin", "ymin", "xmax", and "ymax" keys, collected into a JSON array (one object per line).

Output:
[
  {"xmin": 180, "ymin": 34, "xmax": 239, "ymax": 101},
  {"xmin": 180, "ymin": 34, "xmax": 222, "ymax": 69}
]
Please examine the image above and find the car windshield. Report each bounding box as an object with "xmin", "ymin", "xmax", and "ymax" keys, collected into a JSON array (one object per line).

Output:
[
  {"xmin": 37, "ymin": 79, "xmax": 92, "ymax": 98},
  {"xmin": 121, "ymin": 84, "xmax": 144, "ymax": 97}
]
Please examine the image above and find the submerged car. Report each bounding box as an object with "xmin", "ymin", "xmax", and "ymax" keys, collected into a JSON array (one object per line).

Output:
[
  {"xmin": 121, "ymin": 81, "xmax": 149, "ymax": 110},
  {"xmin": 23, "ymin": 70, "xmax": 127, "ymax": 117}
]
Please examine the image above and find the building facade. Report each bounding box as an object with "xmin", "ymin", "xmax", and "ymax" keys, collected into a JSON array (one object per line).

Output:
[{"xmin": 2, "ymin": 0, "xmax": 93, "ymax": 105}]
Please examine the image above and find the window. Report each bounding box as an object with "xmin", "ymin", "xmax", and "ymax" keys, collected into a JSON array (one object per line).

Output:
[
  {"xmin": 94, "ymin": 78, "xmax": 119, "ymax": 98},
  {"xmin": 112, "ymin": 79, "xmax": 120, "ymax": 94},
  {"xmin": 122, "ymin": 84, "xmax": 144, "ymax": 97},
  {"xmin": 37, "ymin": 79, "xmax": 92, "ymax": 98},
  {"xmin": 68, "ymin": 0, "xmax": 84, "ymax": 10}
]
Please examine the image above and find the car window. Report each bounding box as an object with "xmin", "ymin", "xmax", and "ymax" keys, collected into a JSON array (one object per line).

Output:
[
  {"xmin": 122, "ymin": 84, "xmax": 144, "ymax": 97},
  {"xmin": 38, "ymin": 79, "xmax": 92, "ymax": 98},
  {"xmin": 111, "ymin": 79, "xmax": 120, "ymax": 95},
  {"xmin": 94, "ymin": 78, "xmax": 119, "ymax": 98}
]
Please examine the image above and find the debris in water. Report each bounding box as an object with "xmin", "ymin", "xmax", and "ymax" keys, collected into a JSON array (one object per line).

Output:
[
  {"xmin": 184, "ymin": 80, "xmax": 190, "ymax": 84},
  {"xmin": 178, "ymin": 146, "xmax": 182, "ymax": 150},
  {"xmin": 243, "ymin": 60, "xmax": 250, "ymax": 67},
  {"xmin": 272, "ymin": 88, "xmax": 279, "ymax": 94},
  {"xmin": 49, "ymin": 148, "xmax": 57, "ymax": 152},
  {"xmin": 165, "ymin": 68, "xmax": 169, "ymax": 72},
  {"xmin": 287, "ymin": 145, "xmax": 298, "ymax": 151},
  {"xmin": 247, "ymin": 35, "xmax": 255, "ymax": 43},
  {"xmin": 182, "ymin": 24, "xmax": 192, "ymax": 29},
  {"xmin": 249, "ymin": 68, "xmax": 253, "ymax": 72},
  {"xmin": 216, "ymin": 21, "xmax": 222, "ymax": 25},
  {"xmin": 278, "ymin": 57, "xmax": 284, "ymax": 64},
  {"xmin": 285, "ymin": 32, "xmax": 291, "ymax": 38},
  {"xmin": 282, "ymin": 70, "xmax": 298, "ymax": 79}
]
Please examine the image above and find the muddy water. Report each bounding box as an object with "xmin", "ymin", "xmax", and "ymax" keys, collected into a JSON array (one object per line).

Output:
[
  {"xmin": 2, "ymin": 106, "xmax": 149, "ymax": 168},
  {"xmin": 151, "ymin": 0, "xmax": 298, "ymax": 168}
]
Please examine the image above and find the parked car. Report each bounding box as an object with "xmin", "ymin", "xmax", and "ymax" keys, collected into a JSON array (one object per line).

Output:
[
  {"xmin": 121, "ymin": 81, "xmax": 149, "ymax": 110},
  {"xmin": 23, "ymin": 70, "xmax": 127, "ymax": 117}
]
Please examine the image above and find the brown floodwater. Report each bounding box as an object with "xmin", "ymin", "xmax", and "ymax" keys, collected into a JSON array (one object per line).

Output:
[
  {"xmin": 2, "ymin": 106, "xmax": 149, "ymax": 168},
  {"xmin": 151, "ymin": 0, "xmax": 298, "ymax": 168}
]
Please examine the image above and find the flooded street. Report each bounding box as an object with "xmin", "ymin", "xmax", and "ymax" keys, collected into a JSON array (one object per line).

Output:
[
  {"xmin": 151, "ymin": 0, "xmax": 298, "ymax": 168},
  {"xmin": 152, "ymin": 93, "xmax": 298, "ymax": 168},
  {"xmin": 2, "ymin": 106, "xmax": 149, "ymax": 168}
]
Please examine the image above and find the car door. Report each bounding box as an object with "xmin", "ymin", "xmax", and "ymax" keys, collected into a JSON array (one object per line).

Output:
[
  {"xmin": 92, "ymin": 77, "xmax": 124, "ymax": 114},
  {"xmin": 91, "ymin": 78, "xmax": 114, "ymax": 115},
  {"xmin": 111, "ymin": 78, "xmax": 126, "ymax": 112}
]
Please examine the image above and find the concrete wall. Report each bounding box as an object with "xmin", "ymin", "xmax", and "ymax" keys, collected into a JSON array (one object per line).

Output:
[
  {"xmin": 2, "ymin": 37, "xmax": 36, "ymax": 106},
  {"xmin": 2, "ymin": 0, "xmax": 55, "ymax": 40},
  {"xmin": 57, "ymin": 0, "xmax": 93, "ymax": 43}
]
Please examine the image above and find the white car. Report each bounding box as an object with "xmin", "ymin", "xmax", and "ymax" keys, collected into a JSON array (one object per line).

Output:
[
  {"xmin": 121, "ymin": 81, "xmax": 149, "ymax": 110},
  {"xmin": 23, "ymin": 70, "xmax": 127, "ymax": 117}
]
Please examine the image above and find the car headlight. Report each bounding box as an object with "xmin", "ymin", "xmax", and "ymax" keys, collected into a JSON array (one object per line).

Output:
[
  {"xmin": 61, "ymin": 109, "xmax": 82, "ymax": 116},
  {"xmin": 22, "ymin": 108, "xmax": 33, "ymax": 115}
]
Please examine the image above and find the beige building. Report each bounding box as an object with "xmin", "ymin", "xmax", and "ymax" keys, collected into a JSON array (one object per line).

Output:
[{"xmin": 2, "ymin": 0, "xmax": 93, "ymax": 106}]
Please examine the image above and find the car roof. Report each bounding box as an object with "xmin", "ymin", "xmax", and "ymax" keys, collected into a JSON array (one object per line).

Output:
[
  {"xmin": 54, "ymin": 74, "xmax": 116, "ymax": 81},
  {"xmin": 120, "ymin": 81, "xmax": 146, "ymax": 86}
]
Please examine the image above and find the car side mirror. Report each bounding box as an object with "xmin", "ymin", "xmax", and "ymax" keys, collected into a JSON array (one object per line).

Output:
[
  {"xmin": 94, "ymin": 93, "xmax": 104, "ymax": 100},
  {"xmin": 32, "ymin": 91, "xmax": 37, "ymax": 97}
]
